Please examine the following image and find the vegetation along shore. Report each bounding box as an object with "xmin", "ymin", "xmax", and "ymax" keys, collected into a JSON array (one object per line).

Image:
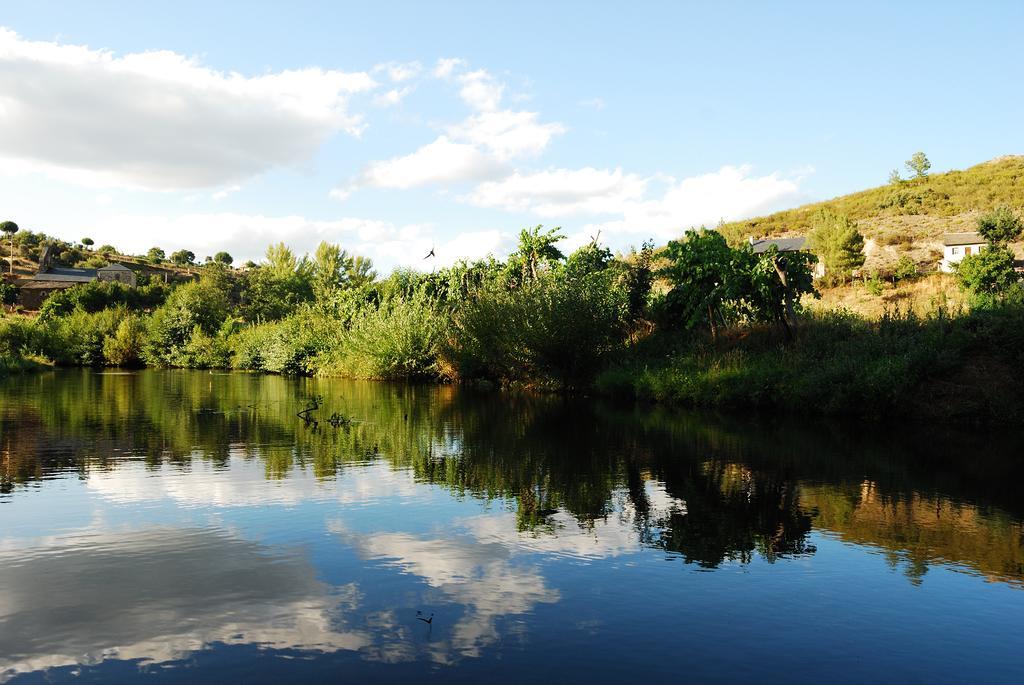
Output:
[{"xmin": 3, "ymin": 154, "xmax": 1024, "ymax": 423}]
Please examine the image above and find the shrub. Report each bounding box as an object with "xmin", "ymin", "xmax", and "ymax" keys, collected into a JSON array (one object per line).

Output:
[
  {"xmin": 143, "ymin": 281, "xmax": 230, "ymax": 366},
  {"xmin": 103, "ymin": 315, "xmax": 147, "ymax": 367},
  {"xmin": 323, "ymin": 290, "xmax": 447, "ymax": 379},
  {"xmin": 452, "ymin": 271, "xmax": 627, "ymax": 389},
  {"xmin": 865, "ymin": 272, "xmax": 884, "ymax": 296},
  {"xmin": 232, "ymin": 314, "xmax": 332, "ymax": 375},
  {"xmin": 893, "ymin": 255, "xmax": 918, "ymax": 281}
]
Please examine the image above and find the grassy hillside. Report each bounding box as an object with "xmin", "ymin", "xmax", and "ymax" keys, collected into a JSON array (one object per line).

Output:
[{"xmin": 718, "ymin": 155, "xmax": 1024, "ymax": 275}]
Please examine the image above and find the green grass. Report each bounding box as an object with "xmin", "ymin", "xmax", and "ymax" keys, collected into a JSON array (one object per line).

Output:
[{"xmin": 596, "ymin": 304, "xmax": 1024, "ymax": 423}]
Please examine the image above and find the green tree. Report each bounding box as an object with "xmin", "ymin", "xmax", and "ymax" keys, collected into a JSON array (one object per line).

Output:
[
  {"xmin": 894, "ymin": 255, "xmax": 918, "ymax": 281},
  {"xmin": 347, "ymin": 255, "xmax": 376, "ymax": 289},
  {"xmin": 1, "ymin": 221, "xmax": 19, "ymax": 275},
  {"xmin": 511, "ymin": 225, "xmax": 565, "ymax": 282},
  {"xmin": 147, "ymin": 247, "xmax": 166, "ymax": 263},
  {"xmin": 740, "ymin": 245, "xmax": 818, "ymax": 337},
  {"xmin": 170, "ymin": 249, "xmax": 196, "ymax": 266},
  {"xmin": 241, "ymin": 243, "xmax": 314, "ymax": 321},
  {"xmin": 0, "ymin": 281, "xmax": 17, "ymax": 307},
  {"xmin": 564, "ymin": 240, "xmax": 613, "ymax": 280},
  {"xmin": 81, "ymin": 237, "xmax": 94, "ymax": 249},
  {"xmin": 905, "ymin": 151, "xmax": 931, "ymax": 179},
  {"xmin": 214, "ymin": 251, "xmax": 233, "ymax": 265},
  {"xmin": 97, "ymin": 244, "xmax": 117, "ymax": 255},
  {"xmin": 144, "ymin": 280, "xmax": 230, "ymax": 365},
  {"xmin": 888, "ymin": 169, "xmax": 902, "ymax": 185},
  {"xmin": 659, "ymin": 229, "xmax": 738, "ymax": 339},
  {"xmin": 808, "ymin": 210, "xmax": 865, "ymax": 283},
  {"xmin": 312, "ymin": 241, "xmax": 351, "ymax": 298},
  {"xmin": 976, "ymin": 205, "xmax": 1023, "ymax": 246},
  {"xmin": 618, "ymin": 240, "xmax": 655, "ymax": 322},
  {"xmin": 955, "ymin": 244, "xmax": 1019, "ymax": 299},
  {"xmin": 103, "ymin": 315, "xmax": 147, "ymax": 367}
]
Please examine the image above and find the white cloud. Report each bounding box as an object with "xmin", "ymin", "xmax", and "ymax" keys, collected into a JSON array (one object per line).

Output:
[
  {"xmin": 211, "ymin": 184, "xmax": 241, "ymax": 200},
  {"xmin": 373, "ymin": 60, "xmax": 422, "ymax": 82},
  {"xmin": 31, "ymin": 208, "xmax": 503, "ymax": 269},
  {"xmin": 350, "ymin": 136, "xmax": 504, "ymax": 191},
  {"xmin": 464, "ymin": 164, "xmax": 807, "ymax": 244},
  {"xmin": 373, "ymin": 86, "xmax": 413, "ymax": 107},
  {"xmin": 585, "ymin": 164, "xmax": 806, "ymax": 241},
  {"xmin": 465, "ymin": 167, "xmax": 647, "ymax": 216},
  {"xmin": 448, "ymin": 110, "xmax": 565, "ymax": 161},
  {"xmin": 432, "ymin": 57, "xmax": 466, "ymax": 79},
  {"xmin": 337, "ymin": 58, "xmax": 565, "ymax": 198},
  {"xmin": 94, "ymin": 193, "xmax": 113, "ymax": 206},
  {"xmin": 0, "ymin": 28, "xmax": 376, "ymax": 190},
  {"xmin": 457, "ymin": 69, "xmax": 504, "ymax": 112}
]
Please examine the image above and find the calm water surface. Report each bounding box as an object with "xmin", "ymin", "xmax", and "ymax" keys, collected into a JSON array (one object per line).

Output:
[{"xmin": 1, "ymin": 369, "xmax": 1022, "ymax": 683}]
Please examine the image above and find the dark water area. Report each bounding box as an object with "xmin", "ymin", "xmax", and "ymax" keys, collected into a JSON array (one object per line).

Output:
[{"xmin": 1, "ymin": 369, "xmax": 1022, "ymax": 684}]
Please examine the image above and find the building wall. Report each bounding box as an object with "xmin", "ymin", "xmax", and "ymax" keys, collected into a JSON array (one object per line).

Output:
[
  {"xmin": 98, "ymin": 270, "xmax": 137, "ymax": 287},
  {"xmin": 17, "ymin": 283, "xmax": 77, "ymax": 310},
  {"xmin": 940, "ymin": 243, "xmax": 987, "ymax": 273}
]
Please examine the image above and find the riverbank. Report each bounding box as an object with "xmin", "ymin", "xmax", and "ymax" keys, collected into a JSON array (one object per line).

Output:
[
  {"xmin": 594, "ymin": 304, "xmax": 1024, "ymax": 424},
  {"xmin": 4, "ymin": 302, "xmax": 1024, "ymax": 424},
  {"xmin": 0, "ymin": 352, "xmax": 51, "ymax": 377}
]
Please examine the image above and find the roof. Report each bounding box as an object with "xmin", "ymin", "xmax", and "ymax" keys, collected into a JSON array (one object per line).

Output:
[
  {"xmin": 27, "ymin": 267, "xmax": 98, "ymax": 283},
  {"xmin": 16, "ymin": 280, "xmax": 86, "ymax": 290},
  {"xmin": 943, "ymin": 232, "xmax": 986, "ymax": 246},
  {"xmin": 750, "ymin": 236, "xmax": 807, "ymax": 254},
  {"xmin": 97, "ymin": 263, "xmax": 133, "ymax": 272}
]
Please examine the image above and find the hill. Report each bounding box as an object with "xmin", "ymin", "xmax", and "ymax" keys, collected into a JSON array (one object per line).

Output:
[{"xmin": 717, "ymin": 155, "xmax": 1024, "ymax": 276}]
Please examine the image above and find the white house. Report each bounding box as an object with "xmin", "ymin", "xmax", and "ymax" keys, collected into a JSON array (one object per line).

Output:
[{"xmin": 940, "ymin": 232, "xmax": 987, "ymax": 272}]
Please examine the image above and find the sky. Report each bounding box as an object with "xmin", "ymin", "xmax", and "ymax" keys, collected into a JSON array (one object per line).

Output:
[{"xmin": 0, "ymin": 1, "xmax": 1022, "ymax": 270}]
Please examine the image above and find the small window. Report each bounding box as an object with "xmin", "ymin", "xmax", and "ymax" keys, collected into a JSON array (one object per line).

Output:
[{"xmin": 952, "ymin": 247, "xmax": 959, "ymax": 255}]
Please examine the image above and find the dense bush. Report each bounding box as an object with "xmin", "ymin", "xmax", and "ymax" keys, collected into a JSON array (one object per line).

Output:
[
  {"xmin": 143, "ymin": 280, "xmax": 230, "ymax": 367},
  {"xmin": 103, "ymin": 315, "xmax": 147, "ymax": 367},
  {"xmin": 452, "ymin": 267, "xmax": 627, "ymax": 389},
  {"xmin": 38, "ymin": 280, "xmax": 169, "ymax": 319},
  {"xmin": 321, "ymin": 290, "xmax": 447, "ymax": 379}
]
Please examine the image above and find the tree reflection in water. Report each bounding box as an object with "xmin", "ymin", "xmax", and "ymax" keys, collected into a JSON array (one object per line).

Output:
[{"xmin": 1, "ymin": 368, "xmax": 1022, "ymax": 585}]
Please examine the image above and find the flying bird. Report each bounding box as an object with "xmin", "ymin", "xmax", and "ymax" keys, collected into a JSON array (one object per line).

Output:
[
  {"xmin": 416, "ymin": 611, "xmax": 434, "ymax": 625},
  {"xmin": 424, "ymin": 246, "xmax": 435, "ymax": 260}
]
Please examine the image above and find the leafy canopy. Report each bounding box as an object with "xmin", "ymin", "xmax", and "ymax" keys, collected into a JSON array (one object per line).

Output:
[
  {"xmin": 808, "ymin": 209, "xmax": 865, "ymax": 281},
  {"xmin": 511, "ymin": 225, "xmax": 565, "ymax": 282},
  {"xmin": 955, "ymin": 244, "xmax": 1020, "ymax": 298},
  {"xmin": 170, "ymin": 249, "xmax": 196, "ymax": 266},
  {"xmin": 905, "ymin": 151, "xmax": 931, "ymax": 179},
  {"xmin": 659, "ymin": 229, "xmax": 738, "ymax": 332},
  {"xmin": 976, "ymin": 205, "xmax": 1023, "ymax": 245}
]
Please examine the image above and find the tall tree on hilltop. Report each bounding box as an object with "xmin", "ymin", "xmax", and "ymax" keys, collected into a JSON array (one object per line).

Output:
[
  {"xmin": 0, "ymin": 221, "xmax": 18, "ymax": 275},
  {"xmin": 905, "ymin": 151, "xmax": 931, "ymax": 179}
]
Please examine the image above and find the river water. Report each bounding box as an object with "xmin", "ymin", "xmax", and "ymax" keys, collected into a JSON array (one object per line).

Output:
[{"xmin": 1, "ymin": 369, "xmax": 1022, "ymax": 683}]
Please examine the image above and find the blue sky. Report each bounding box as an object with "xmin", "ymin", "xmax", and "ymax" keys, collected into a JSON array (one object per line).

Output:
[{"xmin": 1, "ymin": 1, "xmax": 1021, "ymax": 268}]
